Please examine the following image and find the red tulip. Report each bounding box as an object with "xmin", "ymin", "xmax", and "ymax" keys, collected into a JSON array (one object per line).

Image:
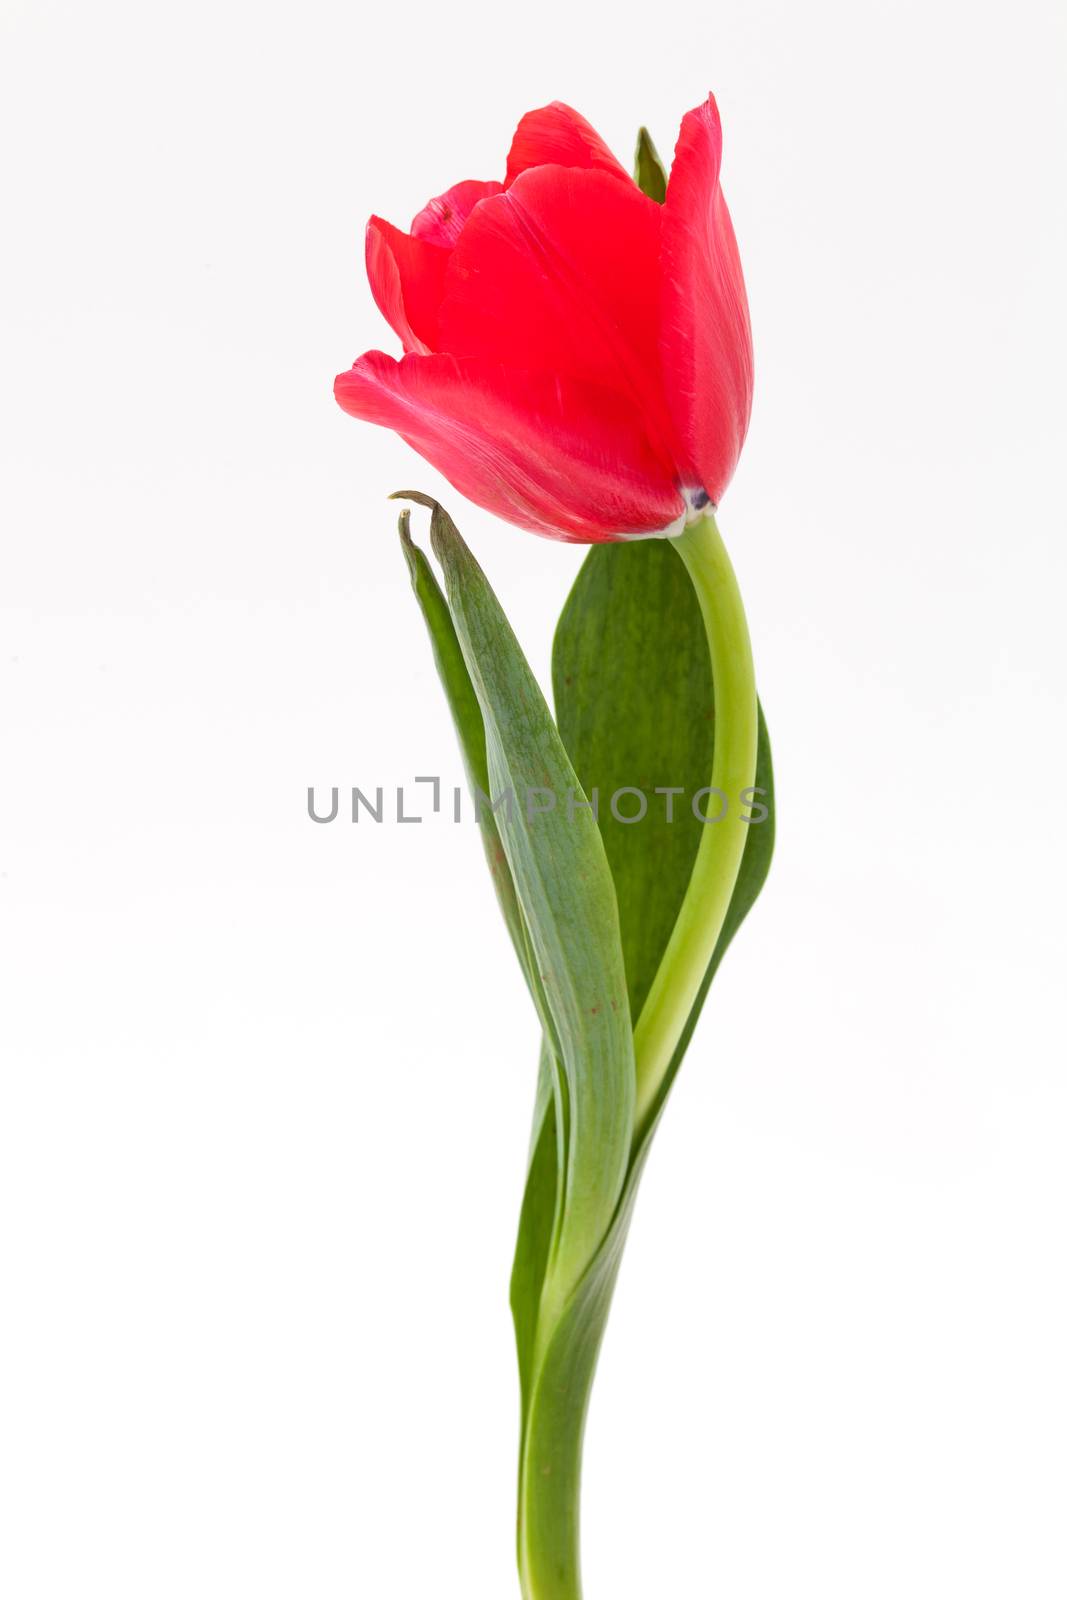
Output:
[{"xmin": 334, "ymin": 96, "xmax": 753, "ymax": 544}]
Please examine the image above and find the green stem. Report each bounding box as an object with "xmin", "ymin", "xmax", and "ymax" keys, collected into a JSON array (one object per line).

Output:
[
  {"xmin": 515, "ymin": 512, "xmax": 758, "ymax": 1600},
  {"xmin": 632, "ymin": 510, "xmax": 758, "ymax": 1135},
  {"xmin": 515, "ymin": 1193, "xmax": 627, "ymax": 1600}
]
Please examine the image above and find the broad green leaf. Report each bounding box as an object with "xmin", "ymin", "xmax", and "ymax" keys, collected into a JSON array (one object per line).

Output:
[
  {"xmin": 633, "ymin": 125, "xmax": 668, "ymax": 203},
  {"xmin": 553, "ymin": 538, "xmax": 775, "ymax": 1082},
  {"xmin": 398, "ymin": 494, "xmax": 635, "ymax": 1316},
  {"xmin": 554, "ymin": 540, "xmax": 710, "ymax": 1022}
]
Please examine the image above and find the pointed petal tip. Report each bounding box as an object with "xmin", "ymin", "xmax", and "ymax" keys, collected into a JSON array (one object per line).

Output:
[
  {"xmin": 333, "ymin": 364, "xmax": 363, "ymax": 406},
  {"xmin": 659, "ymin": 88, "xmax": 751, "ymax": 506},
  {"xmin": 364, "ymin": 213, "xmax": 395, "ymax": 256},
  {"xmin": 675, "ymin": 93, "xmax": 723, "ymax": 157},
  {"xmin": 363, "ymin": 220, "xmax": 448, "ymax": 355}
]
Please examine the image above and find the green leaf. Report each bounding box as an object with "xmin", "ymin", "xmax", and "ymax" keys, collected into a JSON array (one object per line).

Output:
[
  {"xmin": 397, "ymin": 493, "xmax": 635, "ymax": 1314},
  {"xmin": 398, "ymin": 508, "xmax": 533, "ymax": 988},
  {"xmin": 633, "ymin": 125, "xmax": 668, "ymax": 203},
  {"xmin": 553, "ymin": 539, "xmax": 774, "ymax": 1051},
  {"xmin": 398, "ymin": 504, "xmax": 563, "ymax": 1435},
  {"xmin": 553, "ymin": 540, "xmax": 710, "ymax": 1023}
]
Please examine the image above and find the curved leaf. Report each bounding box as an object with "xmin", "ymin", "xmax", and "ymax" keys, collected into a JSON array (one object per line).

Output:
[
  {"xmin": 398, "ymin": 509, "xmax": 534, "ymax": 984},
  {"xmin": 398, "ymin": 493, "xmax": 635, "ymax": 1314}
]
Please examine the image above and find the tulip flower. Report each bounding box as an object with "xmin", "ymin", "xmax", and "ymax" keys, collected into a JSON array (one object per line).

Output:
[
  {"xmin": 335, "ymin": 95, "xmax": 753, "ymax": 543},
  {"xmin": 334, "ymin": 96, "xmax": 774, "ymax": 1600}
]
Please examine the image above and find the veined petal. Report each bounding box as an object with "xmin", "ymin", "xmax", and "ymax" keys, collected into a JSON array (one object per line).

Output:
[
  {"xmin": 410, "ymin": 178, "xmax": 504, "ymax": 248},
  {"xmin": 438, "ymin": 166, "xmax": 683, "ymax": 469},
  {"xmin": 334, "ymin": 351, "xmax": 684, "ymax": 544},
  {"xmin": 660, "ymin": 94, "xmax": 753, "ymax": 505},
  {"xmin": 505, "ymin": 102, "xmax": 630, "ymax": 186},
  {"xmin": 365, "ymin": 216, "xmax": 449, "ymax": 355}
]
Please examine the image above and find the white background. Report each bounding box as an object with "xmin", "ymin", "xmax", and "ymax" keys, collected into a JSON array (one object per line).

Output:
[{"xmin": 2, "ymin": 0, "xmax": 1065, "ymax": 1595}]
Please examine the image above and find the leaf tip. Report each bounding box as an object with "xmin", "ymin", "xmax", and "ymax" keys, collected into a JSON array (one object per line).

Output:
[
  {"xmin": 633, "ymin": 126, "xmax": 668, "ymax": 203},
  {"xmin": 397, "ymin": 507, "xmax": 423, "ymax": 589},
  {"xmin": 390, "ymin": 489, "xmax": 440, "ymax": 513}
]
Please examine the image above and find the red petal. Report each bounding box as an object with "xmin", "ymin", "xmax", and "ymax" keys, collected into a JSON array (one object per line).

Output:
[
  {"xmin": 505, "ymin": 102, "xmax": 629, "ymax": 186},
  {"xmin": 438, "ymin": 166, "xmax": 682, "ymax": 469},
  {"xmin": 365, "ymin": 216, "xmax": 449, "ymax": 355},
  {"xmin": 660, "ymin": 95, "xmax": 753, "ymax": 505},
  {"xmin": 410, "ymin": 179, "xmax": 504, "ymax": 248},
  {"xmin": 334, "ymin": 351, "xmax": 684, "ymax": 544}
]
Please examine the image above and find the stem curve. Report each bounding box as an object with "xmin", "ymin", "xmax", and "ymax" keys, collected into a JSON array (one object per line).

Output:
[{"xmin": 632, "ymin": 511, "xmax": 758, "ymax": 1136}]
